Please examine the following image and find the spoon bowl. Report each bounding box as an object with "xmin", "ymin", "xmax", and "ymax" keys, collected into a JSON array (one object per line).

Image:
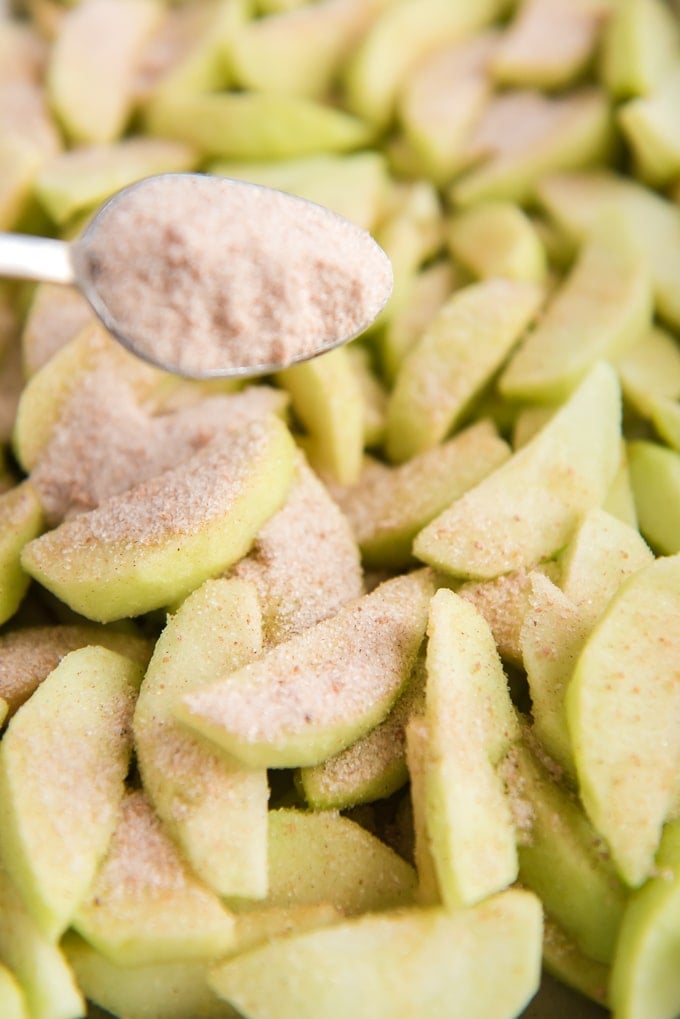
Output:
[{"xmin": 0, "ymin": 173, "xmax": 394, "ymax": 380}]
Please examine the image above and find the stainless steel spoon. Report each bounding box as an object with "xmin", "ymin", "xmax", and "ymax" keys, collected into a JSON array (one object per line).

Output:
[{"xmin": 0, "ymin": 173, "xmax": 393, "ymax": 379}]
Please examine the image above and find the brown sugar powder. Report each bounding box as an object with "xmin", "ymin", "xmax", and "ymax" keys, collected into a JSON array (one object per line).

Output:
[{"xmin": 74, "ymin": 173, "xmax": 393, "ymax": 378}]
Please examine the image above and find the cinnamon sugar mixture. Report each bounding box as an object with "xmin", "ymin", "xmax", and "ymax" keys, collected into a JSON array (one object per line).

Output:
[{"xmin": 74, "ymin": 173, "xmax": 393, "ymax": 377}]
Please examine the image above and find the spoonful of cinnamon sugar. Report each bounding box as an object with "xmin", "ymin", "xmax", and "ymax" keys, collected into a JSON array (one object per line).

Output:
[{"xmin": 0, "ymin": 173, "xmax": 393, "ymax": 379}]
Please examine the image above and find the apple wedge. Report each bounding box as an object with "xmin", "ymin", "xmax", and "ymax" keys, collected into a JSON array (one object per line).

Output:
[
  {"xmin": 414, "ymin": 362, "xmax": 622, "ymax": 579},
  {"xmin": 446, "ymin": 199, "xmax": 548, "ymax": 284},
  {"xmin": 73, "ymin": 789, "xmax": 236, "ymax": 966},
  {"xmin": 134, "ymin": 576, "xmax": 269, "ymax": 901},
  {"xmin": 599, "ymin": 0, "xmax": 680, "ymax": 99},
  {"xmin": 0, "ymin": 646, "xmax": 141, "ymax": 940},
  {"xmin": 628, "ymin": 440, "xmax": 680, "ymax": 555},
  {"xmin": 566, "ymin": 553, "xmax": 680, "ymax": 887},
  {"xmin": 21, "ymin": 414, "xmax": 296, "ymax": 622},
  {"xmin": 0, "ymin": 965, "xmax": 26, "ymax": 1019},
  {"xmin": 209, "ymin": 889, "xmax": 543, "ymax": 1019},
  {"xmin": 175, "ymin": 569, "xmax": 435, "ymax": 769},
  {"xmin": 0, "ymin": 481, "xmax": 44, "ymax": 626}
]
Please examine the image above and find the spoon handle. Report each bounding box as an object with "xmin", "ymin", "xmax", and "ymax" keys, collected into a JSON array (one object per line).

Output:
[{"xmin": 0, "ymin": 233, "xmax": 75, "ymax": 285}]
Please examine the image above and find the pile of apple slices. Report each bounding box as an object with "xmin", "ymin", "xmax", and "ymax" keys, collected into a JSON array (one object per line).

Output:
[{"xmin": 1, "ymin": 1, "xmax": 680, "ymax": 1019}]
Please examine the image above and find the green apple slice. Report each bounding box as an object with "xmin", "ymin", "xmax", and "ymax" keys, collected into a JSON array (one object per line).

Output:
[
  {"xmin": 379, "ymin": 259, "xmax": 455, "ymax": 383},
  {"xmin": 209, "ymin": 888, "xmax": 543, "ymax": 1019},
  {"xmin": 616, "ymin": 325, "xmax": 680, "ymax": 420},
  {"xmin": 232, "ymin": 453, "xmax": 363, "ymax": 645},
  {"xmin": 0, "ymin": 965, "xmax": 26, "ymax": 1019},
  {"xmin": 35, "ymin": 136, "xmax": 198, "ymax": 225},
  {"xmin": 144, "ymin": 89, "xmax": 372, "ymax": 159},
  {"xmin": 650, "ymin": 396, "xmax": 680, "ymax": 453},
  {"xmin": 542, "ymin": 914, "xmax": 611, "ymax": 1010},
  {"xmin": 447, "ymin": 199, "xmax": 548, "ymax": 284},
  {"xmin": 498, "ymin": 211, "xmax": 652, "ymax": 403},
  {"xmin": 420, "ymin": 588, "xmax": 520, "ymax": 907},
  {"xmin": 609, "ymin": 817, "xmax": 680, "ymax": 1019},
  {"xmin": 0, "ymin": 860, "xmax": 84, "ymax": 1019},
  {"xmin": 62, "ymin": 932, "xmax": 233, "ymax": 1019},
  {"xmin": 414, "ymin": 362, "xmax": 622, "ymax": 580},
  {"xmin": 618, "ymin": 66, "xmax": 680, "ymax": 186},
  {"xmin": 385, "ymin": 278, "xmax": 543, "ymax": 463},
  {"xmin": 73, "ymin": 789, "xmax": 237, "ymax": 966},
  {"xmin": 335, "ymin": 420, "xmax": 510, "ymax": 569},
  {"xmin": 566, "ymin": 554, "xmax": 680, "ymax": 887},
  {"xmin": 175, "ymin": 569, "xmax": 434, "ymax": 769},
  {"xmin": 297, "ymin": 655, "xmax": 425, "ymax": 810},
  {"xmin": 0, "ymin": 646, "xmax": 141, "ymax": 940},
  {"xmin": 599, "ymin": 0, "xmax": 680, "ymax": 99},
  {"xmin": 233, "ymin": 807, "xmax": 417, "ymax": 915},
  {"xmin": 20, "ymin": 283, "xmax": 95, "ymax": 378},
  {"xmin": 134, "ymin": 576, "xmax": 269, "ymax": 901},
  {"xmin": 47, "ymin": 0, "xmax": 164, "ymax": 143},
  {"xmin": 0, "ymin": 623, "xmax": 151, "ymax": 719},
  {"xmin": 536, "ymin": 169, "xmax": 680, "ymax": 330},
  {"xmin": 627, "ymin": 440, "xmax": 680, "ymax": 554},
  {"xmin": 0, "ymin": 481, "xmax": 44, "ymax": 626},
  {"xmin": 450, "ymin": 87, "xmax": 613, "ymax": 208},
  {"xmin": 276, "ymin": 348, "xmax": 364, "ymax": 486},
  {"xmin": 342, "ymin": 0, "xmax": 507, "ymax": 128},
  {"xmin": 491, "ymin": 0, "xmax": 607, "ymax": 89},
  {"xmin": 501, "ymin": 738, "xmax": 628, "ymax": 964},
  {"xmin": 21, "ymin": 414, "xmax": 296, "ymax": 622}
]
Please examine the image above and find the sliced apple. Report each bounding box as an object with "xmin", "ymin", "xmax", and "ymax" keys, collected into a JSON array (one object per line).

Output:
[
  {"xmin": 73, "ymin": 789, "xmax": 236, "ymax": 966},
  {"xmin": 599, "ymin": 0, "xmax": 680, "ymax": 99},
  {"xmin": 627, "ymin": 440, "xmax": 680, "ymax": 555},
  {"xmin": 498, "ymin": 211, "xmax": 652, "ymax": 403},
  {"xmin": 0, "ymin": 646, "xmax": 141, "ymax": 940},
  {"xmin": 446, "ymin": 199, "xmax": 548, "ymax": 284},
  {"xmin": 21, "ymin": 414, "xmax": 296, "ymax": 622},
  {"xmin": 209, "ymin": 889, "xmax": 543, "ymax": 1019},
  {"xmin": 134, "ymin": 576, "xmax": 269, "ymax": 901},
  {"xmin": 385, "ymin": 278, "xmax": 543, "ymax": 462},
  {"xmin": 335, "ymin": 420, "xmax": 510, "ymax": 569},
  {"xmin": 0, "ymin": 965, "xmax": 26, "ymax": 1019},
  {"xmin": 0, "ymin": 481, "xmax": 44, "ymax": 626},
  {"xmin": 414, "ymin": 362, "xmax": 622, "ymax": 580},
  {"xmin": 618, "ymin": 66, "xmax": 680, "ymax": 186},
  {"xmin": 379, "ymin": 259, "xmax": 455, "ymax": 383},
  {"xmin": 420, "ymin": 588, "xmax": 520, "ymax": 907},
  {"xmin": 566, "ymin": 554, "xmax": 680, "ymax": 886},
  {"xmin": 175, "ymin": 569, "xmax": 434, "ymax": 769}
]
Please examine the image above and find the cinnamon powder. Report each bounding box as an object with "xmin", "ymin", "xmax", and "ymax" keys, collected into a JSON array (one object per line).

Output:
[{"xmin": 74, "ymin": 173, "xmax": 393, "ymax": 377}]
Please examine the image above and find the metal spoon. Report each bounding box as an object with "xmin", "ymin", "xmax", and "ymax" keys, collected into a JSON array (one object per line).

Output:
[{"xmin": 0, "ymin": 173, "xmax": 393, "ymax": 379}]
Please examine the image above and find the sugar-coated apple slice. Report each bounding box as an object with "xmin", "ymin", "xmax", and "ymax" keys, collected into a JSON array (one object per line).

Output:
[
  {"xmin": 342, "ymin": 0, "xmax": 506, "ymax": 128},
  {"xmin": 232, "ymin": 452, "xmax": 363, "ymax": 645},
  {"xmin": 0, "ymin": 622, "xmax": 151, "ymax": 719},
  {"xmin": 335, "ymin": 420, "xmax": 510, "ymax": 569},
  {"xmin": 498, "ymin": 212, "xmax": 652, "ymax": 403},
  {"xmin": 609, "ymin": 817, "xmax": 680, "ymax": 1019},
  {"xmin": 0, "ymin": 860, "xmax": 85, "ymax": 1019},
  {"xmin": 500, "ymin": 738, "xmax": 628, "ymax": 964},
  {"xmin": 457, "ymin": 566, "xmax": 550, "ymax": 667},
  {"xmin": 277, "ymin": 347, "xmax": 365, "ymax": 486},
  {"xmin": 618, "ymin": 67, "xmax": 680, "ymax": 186},
  {"xmin": 176, "ymin": 569, "xmax": 435, "ymax": 769},
  {"xmin": 47, "ymin": 0, "xmax": 163, "ymax": 143},
  {"xmin": 35, "ymin": 136, "xmax": 198, "ymax": 225},
  {"xmin": 450, "ymin": 87, "xmax": 612, "ymax": 208},
  {"xmin": 379, "ymin": 258, "xmax": 455, "ymax": 383},
  {"xmin": 232, "ymin": 808, "xmax": 417, "ymax": 916},
  {"xmin": 0, "ymin": 646, "xmax": 141, "ymax": 940},
  {"xmin": 144, "ymin": 89, "xmax": 372, "ymax": 159},
  {"xmin": 0, "ymin": 481, "xmax": 44, "ymax": 626},
  {"xmin": 627, "ymin": 440, "xmax": 680, "ymax": 554},
  {"xmin": 210, "ymin": 888, "xmax": 543, "ymax": 1019},
  {"xmin": 566, "ymin": 554, "xmax": 680, "ymax": 887},
  {"xmin": 208, "ymin": 151, "xmax": 389, "ymax": 231},
  {"xmin": 535, "ymin": 170, "xmax": 680, "ymax": 330},
  {"xmin": 446, "ymin": 199, "xmax": 548, "ymax": 283},
  {"xmin": 599, "ymin": 0, "xmax": 680, "ymax": 99},
  {"xmin": 414, "ymin": 362, "xmax": 622, "ymax": 580},
  {"xmin": 73, "ymin": 789, "xmax": 236, "ymax": 966},
  {"xmin": 420, "ymin": 589, "xmax": 520, "ymax": 908},
  {"xmin": 385, "ymin": 278, "xmax": 543, "ymax": 463},
  {"xmin": 229, "ymin": 0, "xmax": 389, "ymax": 100},
  {"xmin": 491, "ymin": 0, "xmax": 607, "ymax": 89},
  {"xmin": 541, "ymin": 914, "xmax": 611, "ymax": 1010},
  {"xmin": 21, "ymin": 414, "xmax": 296, "ymax": 622},
  {"xmin": 63, "ymin": 932, "xmax": 234, "ymax": 1019},
  {"xmin": 134, "ymin": 576, "xmax": 270, "ymax": 901},
  {"xmin": 20, "ymin": 283, "xmax": 95, "ymax": 377},
  {"xmin": 0, "ymin": 964, "xmax": 26, "ymax": 1019},
  {"xmin": 297, "ymin": 654, "xmax": 425, "ymax": 810}
]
